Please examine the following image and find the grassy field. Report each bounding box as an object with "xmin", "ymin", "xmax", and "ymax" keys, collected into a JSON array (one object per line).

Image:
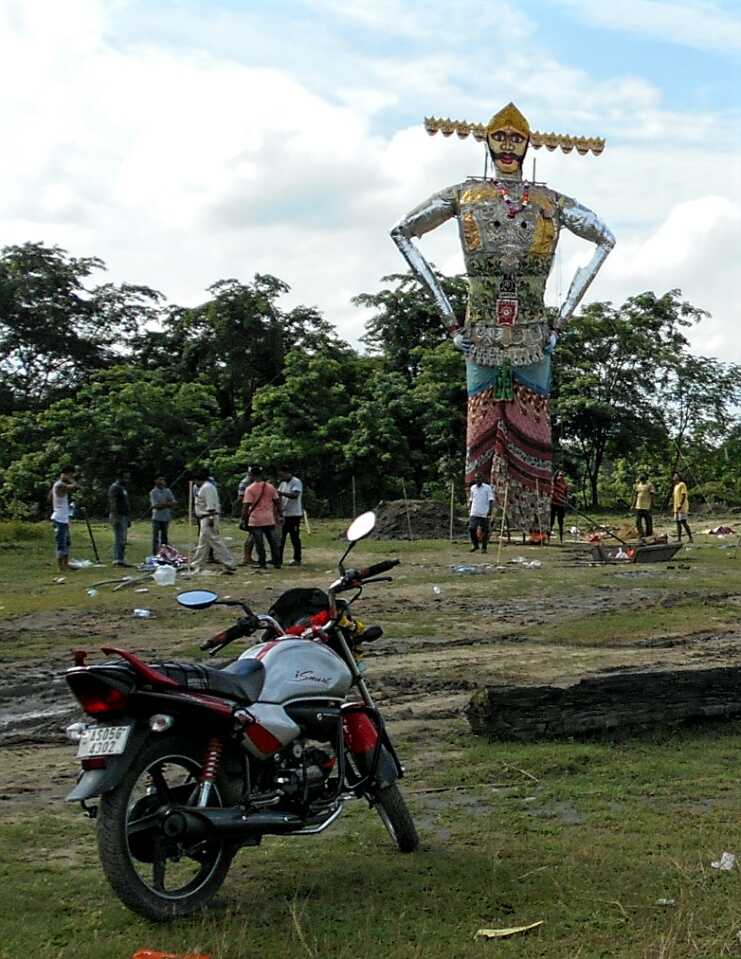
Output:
[{"xmin": 2, "ymin": 515, "xmax": 741, "ymax": 957}]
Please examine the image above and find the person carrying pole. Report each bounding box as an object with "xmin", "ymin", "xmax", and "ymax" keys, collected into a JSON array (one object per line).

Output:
[
  {"xmin": 632, "ymin": 473, "xmax": 655, "ymax": 539},
  {"xmin": 50, "ymin": 464, "xmax": 78, "ymax": 572}
]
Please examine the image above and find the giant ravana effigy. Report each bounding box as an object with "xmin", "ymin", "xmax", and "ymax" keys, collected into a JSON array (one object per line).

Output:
[{"xmin": 391, "ymin": 102, "xmax": 614, "ymax": 530}]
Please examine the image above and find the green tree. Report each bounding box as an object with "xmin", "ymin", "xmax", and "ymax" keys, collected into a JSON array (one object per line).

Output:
[
  {"xmin": 0, "ymin": 242, "xmax": 162, "ymax": 411},
  {"xmin": 354, "ymin": 272, "xmax": 468, "ymax": 381},
  {"xmin": 553, "ymin": 291, "xmax": 706, "ymax": 507},
  {"xmin": 0, "ymin": 366, "xmax": 219, "ymax": 516},
  {"xmin": 134, "ymin": 276, "xmax": 338, "ymax": 426}
]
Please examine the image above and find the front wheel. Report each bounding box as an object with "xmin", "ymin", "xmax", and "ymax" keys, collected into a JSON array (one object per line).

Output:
[
  {"xmin": 96, "ymin": 734, "xmax": 233, "ymax": 921},
  {"xmin": 373, "ymin": 784, "xmax": 419, "ymax": 853}
]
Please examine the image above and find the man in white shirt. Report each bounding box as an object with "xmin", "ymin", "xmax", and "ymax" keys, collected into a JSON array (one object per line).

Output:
[
  {"xmin": 468, "ymin": 474, "xmax": 495, "ymax": 553},
  {"xmin": 277, "ymin": 465, "xmax": 303, "ymax": 566},
  {"xmin": 50, "ymin": 465, "xmax": 78, "ymax": 572},
  {"xmin": 191, "ymin": 468, "xmax": 236, "ymax": 573}
]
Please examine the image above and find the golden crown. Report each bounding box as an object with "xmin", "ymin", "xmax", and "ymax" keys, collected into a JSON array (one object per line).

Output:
[{"xmin": 423, "ymin": 101, "xmax": 605, "ymax": 156}]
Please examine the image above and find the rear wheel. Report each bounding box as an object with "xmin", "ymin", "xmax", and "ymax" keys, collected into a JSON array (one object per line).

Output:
[
  {"xmin": 97, "ymin": 735, "xmax": 233, "ymax": 921},
  {"xmin": 373, "ymin": 784, "xmax": 419, "ymax": 853}
]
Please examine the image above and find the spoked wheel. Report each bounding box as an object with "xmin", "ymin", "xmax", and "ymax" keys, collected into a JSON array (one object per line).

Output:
[
  {"xmin": 97, "ymin": 736, "xmax": 232, "ymax": 921},
  {"xmin": 373, "ymin": 783, "xmax": 419, "ymax": 853}
]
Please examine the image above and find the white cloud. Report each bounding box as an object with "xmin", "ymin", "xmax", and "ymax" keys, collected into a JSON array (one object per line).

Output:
[
  {"xmin": 557, "ymin": 0, "xmax": 741, "ymax": 53},
  {"xmin": 0, "ymin": 0, "xmax": 739, "ymax": 366}
]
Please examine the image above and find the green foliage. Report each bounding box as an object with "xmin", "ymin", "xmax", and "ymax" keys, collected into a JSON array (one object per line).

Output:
[
  {"xmin": 0, "ymin": 242, "xmax": 162, "ymax": 412},
  {"xmin": 0, "ymin": 366, "xmax": 220, "ymax": 515},
  {"xmin": 1, "ymin": 242, "xmax": 739, "ymax": 518},
  {"xmin": 0, "ymin": 519, "xmax": 45, "ymax": 542}
]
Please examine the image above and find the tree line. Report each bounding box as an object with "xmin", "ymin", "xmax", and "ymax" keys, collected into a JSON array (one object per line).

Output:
[{"xmin": 1, "ymin": 241, "xmax": 740, "ymax": 519}]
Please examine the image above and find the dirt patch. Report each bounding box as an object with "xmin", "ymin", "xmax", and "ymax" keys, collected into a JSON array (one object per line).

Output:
[{"xmin": 372, "ymin": 500, "xmax": 468, "ymax": 540}]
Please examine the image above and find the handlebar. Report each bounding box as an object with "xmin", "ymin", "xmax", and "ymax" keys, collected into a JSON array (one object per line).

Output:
[
  {"xmin": 200, "ymin": 615, "xmax": 259, "ymax": 652},
  {"xmin": 359, "ymin": 559, "xmax": 400, "ymax": 579}
]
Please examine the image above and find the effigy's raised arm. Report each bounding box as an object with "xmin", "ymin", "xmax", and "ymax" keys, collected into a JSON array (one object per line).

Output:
[
  {"xmin": 557, "ymin": 198, "xmax": 616, "ymax": 329},
  {"xmin": 390, "ymin": 187, "xmax": 460, "ymax": 334}
]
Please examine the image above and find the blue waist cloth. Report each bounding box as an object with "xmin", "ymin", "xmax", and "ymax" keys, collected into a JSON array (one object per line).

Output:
[{"xmin": 467, "ymin": 352, "xmax": 552, "ymax": 398}]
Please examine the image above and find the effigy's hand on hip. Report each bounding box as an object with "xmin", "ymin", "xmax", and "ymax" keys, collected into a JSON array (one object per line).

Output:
[{"xmin": 453, "ymin": 332, "xmax": 473, "ymax": 355}]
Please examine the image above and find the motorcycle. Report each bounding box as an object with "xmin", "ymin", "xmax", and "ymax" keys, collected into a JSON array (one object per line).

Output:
[{"xmin": 64, "ymin": 511, "xmax": 419, "ymax": 921}]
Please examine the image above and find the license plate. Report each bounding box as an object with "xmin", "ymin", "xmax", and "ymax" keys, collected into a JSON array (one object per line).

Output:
[{"xmin": 76, "ymin": 724, "xmax": 132, "ymax": 758}]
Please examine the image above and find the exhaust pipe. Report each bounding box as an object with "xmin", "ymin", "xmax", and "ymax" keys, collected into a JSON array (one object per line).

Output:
[{"xmin": 161, "ymin": 804, "xmax": 341, "ymax": 841}]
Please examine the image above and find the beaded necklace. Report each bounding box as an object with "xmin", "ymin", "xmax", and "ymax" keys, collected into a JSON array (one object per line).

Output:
[{"xmin": 495, "ymin": 180, "xmax": 530, "ymax": 219}]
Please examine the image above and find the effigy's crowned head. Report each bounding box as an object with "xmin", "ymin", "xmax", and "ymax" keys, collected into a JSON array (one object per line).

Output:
[{"xmin": 486, "ymin": 102, "xmax": 530, "ymax": 176}]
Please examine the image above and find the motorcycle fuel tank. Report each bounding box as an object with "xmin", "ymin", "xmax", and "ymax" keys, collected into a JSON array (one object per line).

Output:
[{"xmin": 239, "ymin": 639, "xmax": 353, "ymax": 703}]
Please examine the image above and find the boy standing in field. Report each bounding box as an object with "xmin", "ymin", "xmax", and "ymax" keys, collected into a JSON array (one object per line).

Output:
[
  {"xmin": 632, "ymin": 473, "xmax": 655, "ymax": 538},
  {"xmin": 672, "ymin": 472, "xmax": 693, "ymax": 543},
  {"xmin": 50, "ymin": 465, "xmax": 78, "ymax": 572},
  {"xmin": 277, "ymin": 465, "xmax": 303, "ymax": 566}
]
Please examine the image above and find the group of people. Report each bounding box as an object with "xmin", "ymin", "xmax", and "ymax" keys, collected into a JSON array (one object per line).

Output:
[
  {"xmin": 191, "ymin": 465, "xmax": 303, "ymax": 574},
  {"xmin": 48, "ymin": 464, "xmax": 304, "ymax": 572},
  {"xmin": 632, "ymin": 472, "xmax": 693, "ymax": 543},
  {"xmin": 466, "ymin": 468, "xmax": 571, "ymax": 551},
  {"xmin": 463, "ymin": 469, "xmax": 695, "ymax": 552}
]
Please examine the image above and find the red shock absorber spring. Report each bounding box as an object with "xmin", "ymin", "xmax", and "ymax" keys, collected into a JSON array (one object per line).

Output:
[{"xmin": 199, "ymin": 737, "xmax": 224, "ymax": 784}]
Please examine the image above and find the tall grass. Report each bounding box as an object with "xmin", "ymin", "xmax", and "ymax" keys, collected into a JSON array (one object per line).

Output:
[{"xmin": 0, "ymin": 520, "xmax": 47, "ymax": 543}]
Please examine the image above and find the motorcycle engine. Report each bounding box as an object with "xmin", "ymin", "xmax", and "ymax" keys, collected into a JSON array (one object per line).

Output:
[{"xmin": 274, "ymin": 742, "xmax": 336, "ymax": 802}]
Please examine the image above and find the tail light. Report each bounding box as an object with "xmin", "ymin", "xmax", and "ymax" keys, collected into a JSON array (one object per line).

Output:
[{"xmin": 67, "ymin": 674, "xmax": 128, "ymax": 717}]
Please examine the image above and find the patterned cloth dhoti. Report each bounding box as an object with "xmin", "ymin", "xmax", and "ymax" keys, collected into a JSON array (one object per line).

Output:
[{"xmin": 465, "ymin": 353, "xmax": 552, "ymax": 532}]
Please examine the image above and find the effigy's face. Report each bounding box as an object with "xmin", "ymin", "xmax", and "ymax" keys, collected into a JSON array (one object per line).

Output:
[{"xmin": 487, "ymin": 126, "xmax": 528, "ymax": 177}]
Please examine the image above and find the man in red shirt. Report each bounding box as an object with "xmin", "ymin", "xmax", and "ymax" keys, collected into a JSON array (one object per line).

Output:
[
  {"xmin": 549, "ymin": 470, "xmax": 569, "ymax": 544},
  {"xmin": 241, "ymin": 466, "xmax": 282, "ymax": 570}
]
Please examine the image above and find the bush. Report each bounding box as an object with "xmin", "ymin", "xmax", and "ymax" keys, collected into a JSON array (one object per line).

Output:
[{"xmin": 0, "ymin": 520, "xmax": 46, "ymax": 543}]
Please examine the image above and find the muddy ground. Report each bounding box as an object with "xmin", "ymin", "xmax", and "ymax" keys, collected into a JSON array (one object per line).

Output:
[{"xmin": 2, "ymin": 520, "xmax": 741, "ymax": 810}]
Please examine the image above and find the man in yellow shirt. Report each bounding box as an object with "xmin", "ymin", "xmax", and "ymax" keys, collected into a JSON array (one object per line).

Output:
[
  {"xmin": 632, "ymin": 473, "xmax": 655, "ymax": 538},
  {"xmin": 672, "ymin": 472, "xmax": 693, "ymax": 543}
]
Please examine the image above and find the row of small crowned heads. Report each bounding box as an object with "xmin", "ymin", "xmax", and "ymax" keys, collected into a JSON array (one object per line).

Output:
[{"xmin": 423, "ymin": 117, "xmax": 605, "ymax": 155}]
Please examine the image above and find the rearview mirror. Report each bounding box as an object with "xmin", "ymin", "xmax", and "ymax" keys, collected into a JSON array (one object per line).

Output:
[
  {"xmin": 346, "ymin": 511, "xmax": 376, "ymax": 543},
  {"xmin": 177, "ymin": 589, "xmax": 219, "ymax": 609}
]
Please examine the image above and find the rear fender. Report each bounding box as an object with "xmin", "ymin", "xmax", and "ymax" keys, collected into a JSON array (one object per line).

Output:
[{"xmin": 65, "ymin": 723, "xmax": 149, "ymax": 802}]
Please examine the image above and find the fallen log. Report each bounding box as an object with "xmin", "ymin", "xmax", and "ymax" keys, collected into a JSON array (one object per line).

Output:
[{"xmin": 466, "ymin": 666, "xmax": 741, "ymax": 740}]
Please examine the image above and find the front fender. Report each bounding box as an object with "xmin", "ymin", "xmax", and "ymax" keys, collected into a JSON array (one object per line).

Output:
[{"xmin": 65, "ymin": 724, "xmax": 149, "ymax": 802}]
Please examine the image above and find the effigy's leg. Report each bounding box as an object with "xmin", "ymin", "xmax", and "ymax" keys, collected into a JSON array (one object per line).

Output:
[{"xmin": 465, "ymin": 356, "xmax": 552, "ymax": 533}]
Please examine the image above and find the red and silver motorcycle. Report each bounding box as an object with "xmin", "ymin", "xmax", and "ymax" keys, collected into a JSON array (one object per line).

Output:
[{"xmin": 64, "ymin": 511, "xmax": 418, "ymax": 921}]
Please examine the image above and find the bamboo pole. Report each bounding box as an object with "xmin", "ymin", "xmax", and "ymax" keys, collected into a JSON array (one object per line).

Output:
[
  {"xmin": 536, "ymin": 478, "xmax": 544, "ymax": 546},
  {"xmin": 496, "ymin": 482, "xmax": 509, "ymax": 567},
  {"xmin": 400, "ymin": 478, "xmax": 414, "ymax": 540},
  {"xmin": 303, "ymin": 509, "xmax": 311, "ymax": 535},
  {"xmin": 351, "ymin": 473, "xmax": 357, "ymax": 517},
  {"xmin": 449, "ymin": 481, "xmax": 455, "ymax": 543},
  {"xmin": 187, "ymin": 481, "xmax": 194, "ymax": 568}
]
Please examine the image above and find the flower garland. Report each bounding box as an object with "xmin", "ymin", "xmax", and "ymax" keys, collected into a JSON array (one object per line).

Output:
[{"xmin": 495, "ymin": 180, "xmax": 530, "ymax": 219}]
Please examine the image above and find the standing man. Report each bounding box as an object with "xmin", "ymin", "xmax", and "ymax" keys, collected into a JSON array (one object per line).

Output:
[
  {"xmin": 632, "ymin": 473, "xmax": 655, "ymax": 539},
  {"xmin": 149, "ymin": 476, "xmax": 176, "ymax": 556},
  {"xmin": 549, "ymin": 469, "xmax": 569, "ymax": 544},
  {"xmin": 242, "ymin": 466, "xmax": 282, "ymax": 570},
  {"xmin": 278, "ymin": 465, "xmax": 303, "ymax": 566},
  {"xmin": 237, "ymin": 467, "xmax": 255, "ymax": 566},
  {"xmin": 672, "ymin": 472, "xmax": 694, "ymax": 543},
  {"xmin": 108, "ymin": 470, "xmax": 132, "ymax": 567},
  {"xmin": 50, "ymin": 465, "xmax": 78, "ymax": 572},
  {"xmin": 191, "ymin": 468, "xmax": 236, "ymax": 573},
  {"xmin": 468, "ymin": 474, "xmax": 495, "ymax": 553}
]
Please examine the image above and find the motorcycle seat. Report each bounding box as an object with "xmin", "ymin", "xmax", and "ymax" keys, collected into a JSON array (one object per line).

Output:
[{"xmin": 154, "ymin": 659, "xmax": 266, "ymax": 704}]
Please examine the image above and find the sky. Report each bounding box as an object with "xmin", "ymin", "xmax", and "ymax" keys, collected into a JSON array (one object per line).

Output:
[{"xmin": 0, "ymin": 0, "xmax": 739, "ymax": 360}]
